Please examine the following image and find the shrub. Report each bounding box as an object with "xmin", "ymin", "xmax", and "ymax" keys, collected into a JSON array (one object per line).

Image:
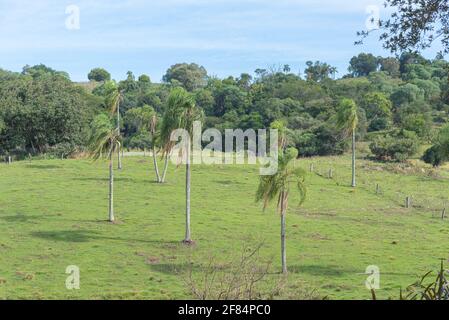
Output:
[
  {"xmin": 368, "ymin": 117, "xmax": 390, "ymax": 132},
  {"xmin": 422, "ymin": 145, "xmax": 445, "ymax": 167},
  {"xmin": 292, "ymin": 125, "xmax": 347, "ymax": 157},
  {"xmin": 184, "ymin": 243, "xmax": 320, "ymax": 300},
  {"xmin": 369, "ymin": 130, "xmax": 419, "ymax": 162},
  {"xmin": 422, "ymin": 124, "xmax": 449, "ymax": 167},
  {"xmin": 47, "ymin": 142, "xmax": 79, "ymax": 158},
  {"xmin": 399, "ymin": 261, "xmax": 449, "ymax": 300}
]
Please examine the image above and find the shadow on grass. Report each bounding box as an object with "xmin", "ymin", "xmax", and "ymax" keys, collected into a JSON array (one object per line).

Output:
[
  {"xmin": 214, "ymin": 180, "xmax": 244, "ymax": 186},
  {"xmin": 25, "ymin": 164, "xmax": 62, "ymax": 170},
  {"xmin": 31, "ymin": 230, "xmax": 100, "ymax": 243},
  {"xmin": 289, "ymin": 265, "xmax": 359, "ymax": 277},
  {"xmin": 0, "ymin": 214, "xmax": 44, "ymax": 223},
  {"xmin": 72, "ymin": 177, "xmax": 145, "ymax": 183},
  {"xmin": 149, "ymin": 263, "xmax": 204, "ymax": 275},
  {"xmin": 31, "ymin": 229, "xmax": 181, "ymax": 245}
]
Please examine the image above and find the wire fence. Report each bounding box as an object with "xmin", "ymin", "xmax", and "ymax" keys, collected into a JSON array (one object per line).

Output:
[{"xmin": 303, "ymin": 159, "xmax": 449, "ymax": 220}]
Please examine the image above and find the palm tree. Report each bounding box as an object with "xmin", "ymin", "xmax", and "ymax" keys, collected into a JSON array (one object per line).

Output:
[
  {"xmin": 160, "ymin": 152, "xmax": 170, "ymax": 183},
  {"xmin": 148, "ymin": 114, "xmax": 162, "ymax": 183},
  {"xmin": 161, "ymin": 87, "xmax": 203, "ymax": 244},
  {"xmin": 270, "ymin": 120, "xmax": 288, "ymax": 150},
  {"xmin": 89, "ymin": 114, "xmax": 121, "ymax": 222},
  {"xmin": 105, "ymin": 81, "xmax": 124, "ymax": 170},
  {"xmin": 256, "ymin": 148, "xmax": 307, "ymax": 274},
  {"xmin": 336, "ymin": 98, "xmax": 359, "ymax": 188}
]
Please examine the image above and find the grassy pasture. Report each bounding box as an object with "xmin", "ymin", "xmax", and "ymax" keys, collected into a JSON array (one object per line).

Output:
[{"xmin": 0, "ymin": 154, "xmax": 448, "ymax": 300}]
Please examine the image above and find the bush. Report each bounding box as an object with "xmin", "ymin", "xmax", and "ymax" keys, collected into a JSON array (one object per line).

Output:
[
  {"xmin": 47, "ymin": 142, "xmax": 79, "ymax": 158},
  {"xmin": 126, "ymin": 132, "xmax": 152, "ymax": 150},
  {"xmin": 422, "ymin": 145, "xmax": 445, "ymax": 167},
  {"xmin": 369, "ymin": 130, "xmax": 419, "ymax": 162},
  {"xmin": 184, "ymin": 243, "xmax": 320, "ymax": 300},
  {"xmin": 368, "ymin": 118, "xmax": 390, "ymax": 132},
  {"xmin": 292, "ymin": 125, "xmax": 347, "ymax": 157}
]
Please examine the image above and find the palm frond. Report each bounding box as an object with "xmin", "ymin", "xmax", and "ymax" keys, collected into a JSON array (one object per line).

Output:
[
  {"xmin": 336, "ymin": 98, "xmax": 359, "ymax": 137},
  {"xmin": 160, "ymin": 87, "xmax": 203, "ymax": 156},
  {"xmin": 88, "ymin": 114, "xmax": 120, "ymax": 161},
  {"xmin": 256, "ymin": 148, "xmax": 307, "ymax": 213}
]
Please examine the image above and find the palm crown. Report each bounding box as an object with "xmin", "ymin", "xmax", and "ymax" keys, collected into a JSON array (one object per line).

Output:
[
  {"xmin": 160, "ymin": 87, "xmax": 203, "ymax": 155},
  {"xmin": 336, "ymin": 98, "xmax": 358, "ymax": 136},
  {"xmin": 256, "ymin": 148, "xmax": 307, "ymax": 213},
  {"xmin": 88, "ymin": 114, "xmax": 121, "ymax": 160}
]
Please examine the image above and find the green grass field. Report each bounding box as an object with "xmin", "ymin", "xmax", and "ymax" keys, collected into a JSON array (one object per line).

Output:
[{"xmin": 1, "ymin": 154, "xmax": 448, "ymax": 300}]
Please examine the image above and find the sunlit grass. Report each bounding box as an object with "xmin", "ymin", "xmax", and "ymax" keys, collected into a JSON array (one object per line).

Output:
[{"xmin": 0, "ymin": 154, "xmax": 448, "ymax": 299}]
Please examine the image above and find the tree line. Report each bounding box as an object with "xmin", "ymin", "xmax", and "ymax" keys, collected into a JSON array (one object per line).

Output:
[{"xmin": 1, "ymin": 52, "xmax": 449, "ymax": 166}]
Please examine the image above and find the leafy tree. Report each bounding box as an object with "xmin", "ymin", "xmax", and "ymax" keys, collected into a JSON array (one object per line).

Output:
[
  {"xmin": 194, "ymin": 89, "xmax": 215, "ymax": 116},
  {"xmin": 305, "ymin": 61, "xmax": 337, "ymax": 82},
  {"xmin": 358, "ymin": 1, "xmax": 449, "ymax": 104},
  {"xmin": 22, "ymin": 64, "xmax": 70, "ymax": 80},
  {"xmin": 237, "ymin": 73, "xmax": 253, "ymax": 90},
  {"xmin": 362, "ymin": 92, "xmax": 393, "ymax": 131},
  {"xmin": 138, "ymin": 74, "xmax": 151, "ymax": 84},
  {"xmin": 210, "ymin": 83, "xmax": 248, "ymax": 117},
  {"xmin": 256, "ymin": 147, "xmax": 306, "ymax": 274},
  {"xmin": 161, "ymin": 88, "xmax": 203, "ymax": 244},
  {"xmin": 423, "ymin": 124, "xmax": 449, "ymax": 167},
  {"xmin": 399, "ymin": 52, "xmax": 430, "ymax": 74},
  {"xmin": 348, "ymin": 53, "xmax": 379, "ymax": 77},
  {"xmin": 123, "ymin": 105, "xmax": 155, "ymax": 136},
  {"xmin": 163, "ymin": 63, "xmax": 208, "ymax": 91},
  {"xmin": 401, "ymin": 113, "xmax": 431, "ymax": 138},
  {"xmin": 379, "ymin": 57, "xmax": 401, "ymax": 77},
  {"xmin": 88, "ymin": 68, "xmax": 111, "ymax": 82},
  {"xmin": 88, "ymin": 114, "xmax": 121, "ymax": 222},
  {"xmin": 0, "ymin": 74, "xmax": 93, "ymax": 156},
  {"xmin": 364, "ymin": 0, "xmax": 449, "ymax": 54},
  {"xmin": 390, "ymin": 83, "xmax": 425, "ymax": 107},
  {"xmin": 336, "ymin": 99, "xmax": 359, "ymax": 187}
]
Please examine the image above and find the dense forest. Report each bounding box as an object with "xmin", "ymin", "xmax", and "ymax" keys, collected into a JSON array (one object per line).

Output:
[{"xmin": 1, "ymin": 52, "xmax": 449, "ymax": 164}]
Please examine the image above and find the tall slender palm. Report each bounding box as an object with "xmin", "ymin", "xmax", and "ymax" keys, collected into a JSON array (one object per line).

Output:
[
  {"xmin": 89, "ymin": 114, "xmax": 121, "ymax": 222},
  {"xmin": 148, "ymin": 114, "xmax": 162, "ymax": 183},
  {"xmin": 336, "ymin": 98, "xmax": 359, "ymax": 188},
  {"xmin": 106, "ymin": 82, "xmax": 124, "ymax": 170},
  {"xmin": 256, "ymin": 148, "xmax": 307, "ymax": 274},
  {"xmin": 161, "ymin": 87, "xmax": 203, "ymax": 244},
  {"xmin": 270, "ymin": 120, "xmax": 288, "ymax": 150},
  {"xmin": 160, "ymin": 152, "xmax": 170, "ymax": 183}
]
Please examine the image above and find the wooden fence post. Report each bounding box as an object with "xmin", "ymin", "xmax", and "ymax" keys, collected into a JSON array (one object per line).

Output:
[
  {"xmin": 8, "ymin": 156, "xmax": 11, "ymax": 165},
  {"xmin": 406, "ymin": 197, "xmax": 411, "ymax": 209},
  {"xmin": 376, "ymin": 184, "xmax": 380, "ymax": 195},
  {"xmin": 328, "ymin": 169, "xmax": 333, "ymax": 179},
  {"xmin": 442, "ymin": 208, "xmax": 446, "ymax": 220},
  {"xmin": 310, "ymin": 163, "xmax": 314, "ymax": 173}
]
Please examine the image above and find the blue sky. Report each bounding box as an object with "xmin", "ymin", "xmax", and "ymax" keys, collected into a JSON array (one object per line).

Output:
[{"xmin": 0, "ymin": 0, "xmax": 442, "ymax": 82}]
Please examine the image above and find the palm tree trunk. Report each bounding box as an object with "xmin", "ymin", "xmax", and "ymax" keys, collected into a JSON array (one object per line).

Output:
[
  {"xmin": 184, "ymin": 140, "xmax": 192, "ymax": 243},
  {"xmin": 280, "ymin": 191, "xmax": 287, "ymax": 274},
  {"xmin": 117, "ymin": 148, "xmax": 122, "ymax": 170},
  {"xmin": 352, "ymin": 130, "xmax": 356, "ymax": 188},
  {"xmin": 117, "ymin": 105, "xmax": 122, "ymax": 170},
  {"xmin": 109, "ymin": 155, "xmax": 115, "ymax": 222},
  {"xmin": 152, "ymin": 147, "xmax": 161, "ymax": 183},
  {"xmin": 161, "ymin": 154, "xmax": 169, "ymax": 183}
]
